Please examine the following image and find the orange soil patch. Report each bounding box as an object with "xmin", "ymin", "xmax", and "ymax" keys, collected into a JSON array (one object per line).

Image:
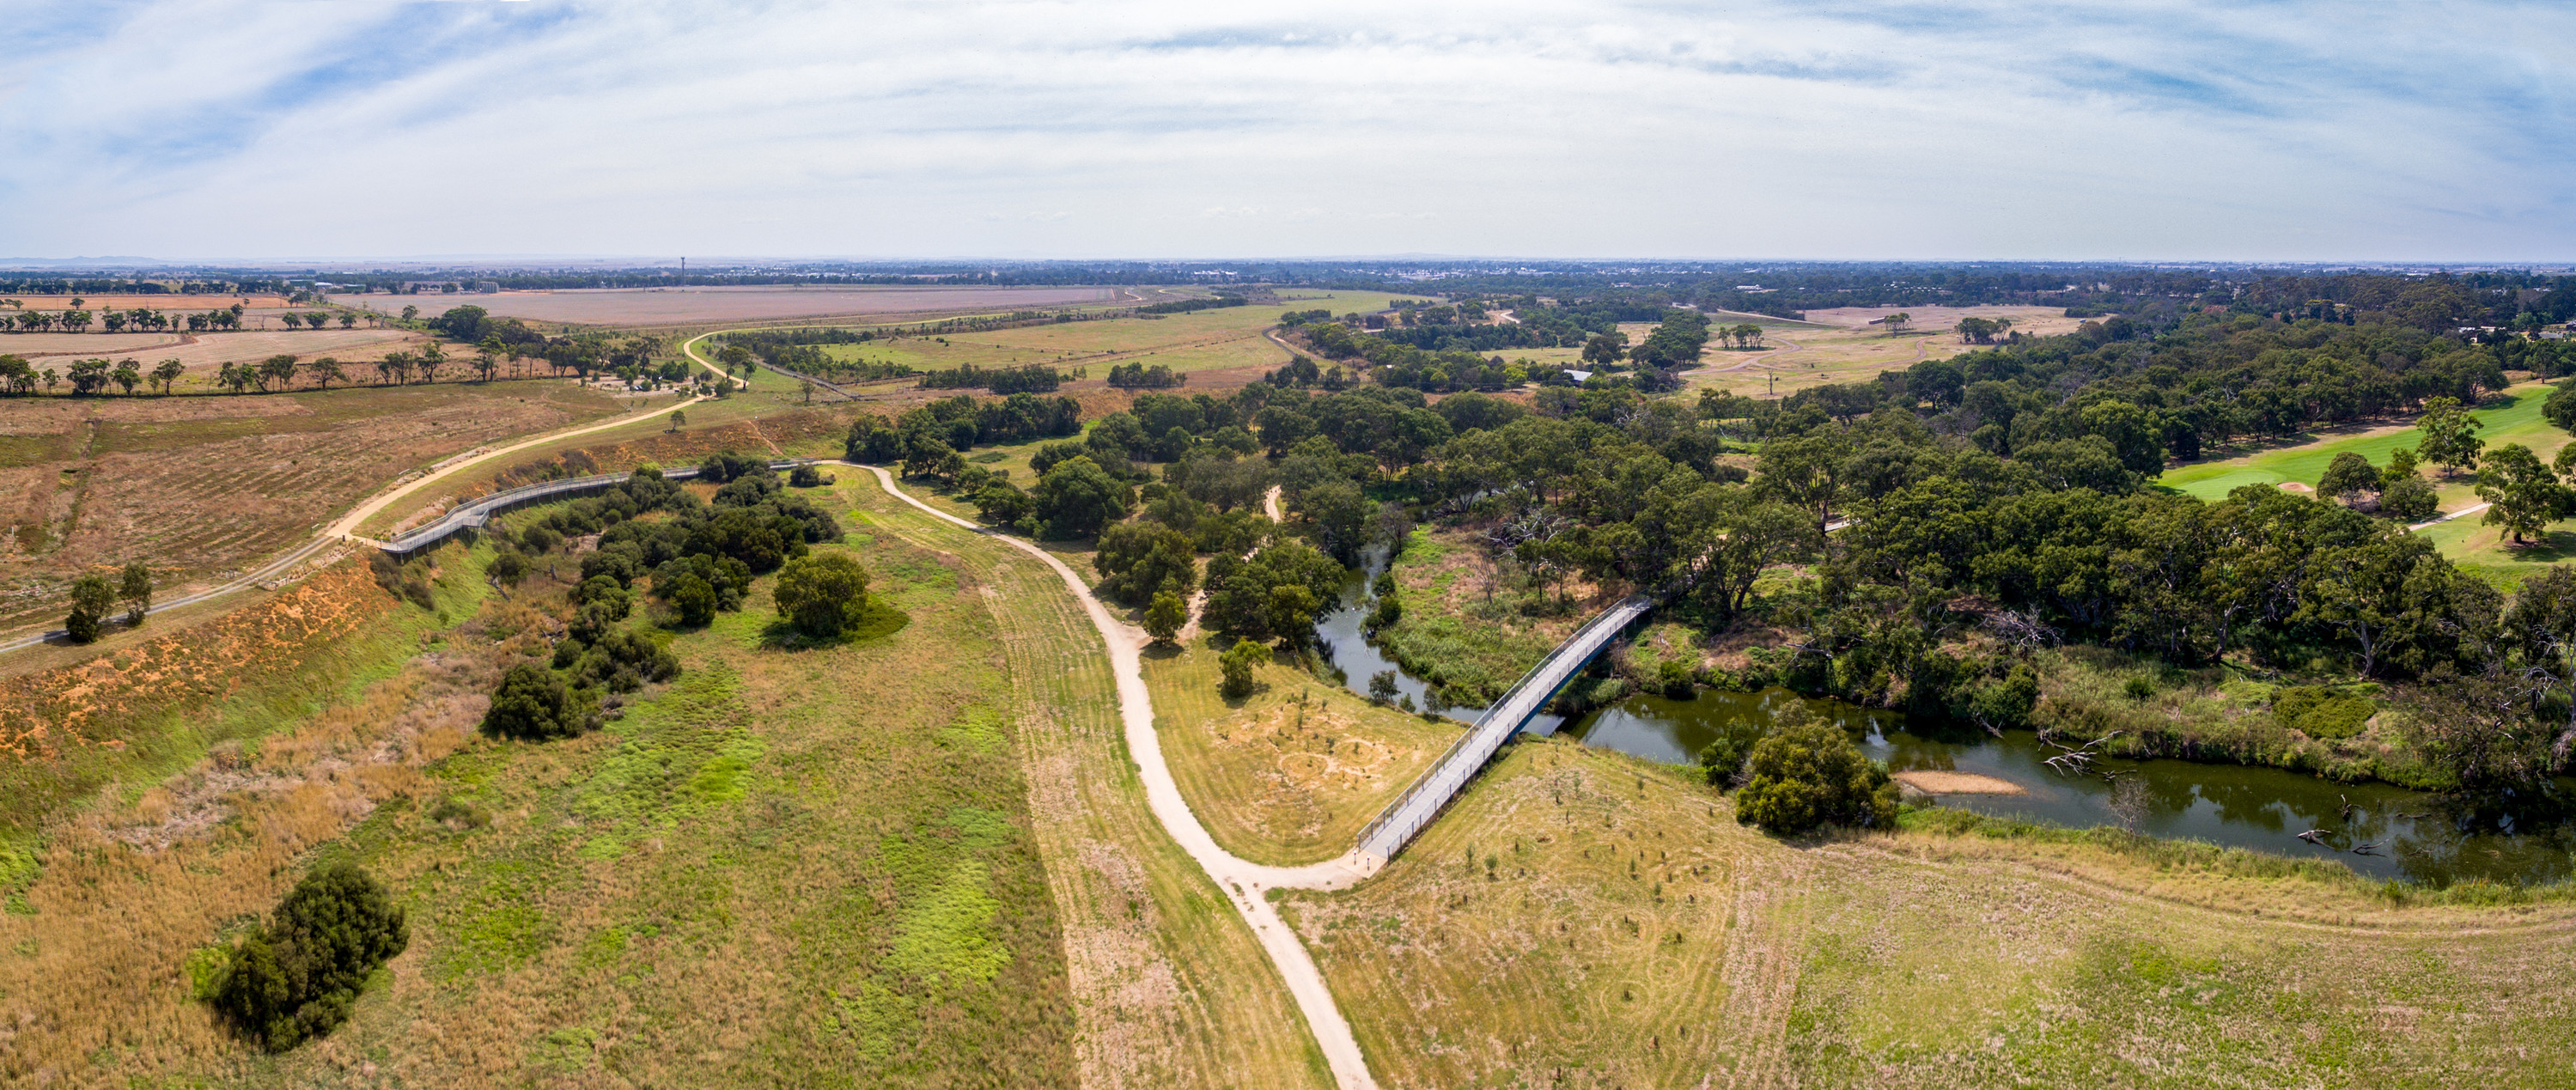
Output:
[
  {"xmin": 1892, "ymin": 770, "xmax": 2027, "ymax": 795},
  {"xmin": 332, "ymin": 285, "xmax": 1117, "ymax": 326},
  {"xmin": 0, "ymin": 563, "xmax": 387, "ymax": 768}
]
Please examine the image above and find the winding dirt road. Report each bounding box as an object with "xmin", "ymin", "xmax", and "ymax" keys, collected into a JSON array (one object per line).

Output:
[{"xmin": 857, "ymin": 464, "xmax": 1378, "ymax": 1090}]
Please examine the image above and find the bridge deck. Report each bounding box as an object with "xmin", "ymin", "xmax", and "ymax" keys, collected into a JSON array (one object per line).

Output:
[
  {"xmin": 1351, "ymin": 594, "xmax": 1653, "ymax": 872},
  {"xmin": 379, "ymin": 460, "xmax": 810, "ymax": 556}
]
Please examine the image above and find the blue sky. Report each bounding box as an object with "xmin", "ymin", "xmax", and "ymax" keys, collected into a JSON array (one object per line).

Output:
[{"xmin": 1, "ymin": 0, "xmax": 2570, "ymax": 262}]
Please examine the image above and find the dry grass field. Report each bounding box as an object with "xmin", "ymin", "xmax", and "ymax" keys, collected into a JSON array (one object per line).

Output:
[
  {"xmin": 1690, "ymin": 304, "xmax": 2092, "ymax": 399},
  {"xmin": 1144, "ymin": 639, "xmax": 1456, "ymax": 867},
  {"xmin": 90, "ymin": 328, "xmax": 429, "ymax": 385},
  {"xmin": 1282, "ymin": 735, "xmax": 2576, "ymax": 1088},
  {"xmin": 0, "ymin": 381, "xmax": 622, "ymax": 629},
  {"xmin": 332, "ymin": 285, "xmax": 1122, "ymax": 326},
  {"xmin": 814, "ymin": 289, "xmax": 1391, "ymax": 390},
  {"xmin": 0, "ymin": 332, "xmax": 190, "ymax": 356},
  {"xmin": 3, "ymin": 294, "xmax": 295, "ymax": 312}
]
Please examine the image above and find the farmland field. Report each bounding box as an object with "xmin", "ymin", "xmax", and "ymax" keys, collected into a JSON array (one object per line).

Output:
[
  {"xmin": 1, "ymin": 294, "xmax": 295, "ymax": 312},
  {"xmin": 813, "ymin": 289, "xmax": 1391, "ymax": 388},
  {"xmin": 84, "ymin": 328, "xmax": 430, "ymax": 385},
  {"xmin": 0, "ymin": 332, "xmax": 191, "ymax": 356},
  {"xmin": 1690, "ymin": 304, "xmax": 2092, "ymax": 399},
  {"xmin": 0, "ymin": 381, "xmax": 624, "ymax": 629},
  {"xmin": 332, "ymin": 284, "xmax": 1124, "ymax": 326}
]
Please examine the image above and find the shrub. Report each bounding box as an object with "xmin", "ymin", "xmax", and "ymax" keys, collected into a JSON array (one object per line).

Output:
[
  {"xmin": 1734, "ymin": 720, "xmax": 1899, "ymax": 835},
  {"xmin": 2274, "ymin": 685, "xmax": 2376, "ymax": 740},
  {"xmin": 773, "ymin": 551, "xmax": 871, "ymax": 637},
  {"xmin": 671, "ymin": 573, "xmax": 717, "ymax": 627},
  {"xmin": 482, "ymin": 663, "xmax": 587, "ymax": 740},
  {"xmin": 1143, "ymin": 591, "xmax": 1186, "ymax": 646},
  {"xmin": 1696, "ymin": 716, "xmax": 1769, "ymax": 787},
  {"xmin": 1219, "ymin": 638, "xmax": 1271, "ymax": 699},
  {"xmin": 207, "ymin": 863, "xmax": 407, "ymax": 1052},
  {"xmin": 788, "ymin": 463, "xmax": 831, "ymax": 487}
]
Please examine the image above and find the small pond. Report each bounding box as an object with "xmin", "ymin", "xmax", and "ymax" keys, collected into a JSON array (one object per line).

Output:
[{"xmin": 1312, "ymin": 562, "xmax": 2576, "ymax": 886}]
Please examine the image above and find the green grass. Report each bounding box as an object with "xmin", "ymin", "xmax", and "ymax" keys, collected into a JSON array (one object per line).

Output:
[
  {"xmin": 1146, "ymin": 640, "xmax": 1458, "ymax": 867},
  {"xmin": 2159, "ymin": 383, "xmax": 2555, "ymax": 504},
  {"xmin": 1282, "ymin": 734, "xmax": 2576, "ymax": 1088}
]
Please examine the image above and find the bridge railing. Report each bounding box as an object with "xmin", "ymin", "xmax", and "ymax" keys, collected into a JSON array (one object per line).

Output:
[
  {"xmin": 1352, "ymin": 594, "xmax": 1651, "ymax": 860},
  {"xmin": 381, "ymin": 459, "xmax": 813, "ymax": 555}
]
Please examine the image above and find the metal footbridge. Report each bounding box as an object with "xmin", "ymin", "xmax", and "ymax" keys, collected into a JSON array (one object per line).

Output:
[
  {"xmin": 1348, "ymin": 594, "xmax": 1655, "ymax": 874},
  {"xmin": 377, "ymin": 459, "xmax": 812, "ymax": 557}
]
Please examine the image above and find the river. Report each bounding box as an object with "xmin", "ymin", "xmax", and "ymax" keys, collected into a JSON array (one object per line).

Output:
[{"xmin": 1312, "ymin": 562, "xmax": 2576, "ymax": 886}]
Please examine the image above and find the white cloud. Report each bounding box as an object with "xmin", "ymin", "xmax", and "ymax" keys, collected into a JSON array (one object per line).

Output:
[{"xmin": 0, "ymin": 0, "xmax": 2570, "ymax": 261}]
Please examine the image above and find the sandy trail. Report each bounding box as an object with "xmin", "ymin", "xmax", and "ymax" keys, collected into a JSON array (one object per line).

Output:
[{"xmin": 856, "ymin": 464, "xmax": 1378, "ymax": 1090}]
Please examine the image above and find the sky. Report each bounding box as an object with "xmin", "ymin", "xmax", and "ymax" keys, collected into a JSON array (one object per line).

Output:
[{"xmin": 1, "ymin": 0, "xmax": 2572, "ymax": 264}]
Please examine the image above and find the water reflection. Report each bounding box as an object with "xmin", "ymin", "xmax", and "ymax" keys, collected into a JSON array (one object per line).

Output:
[
  {"xmin": 1306, "ymin": 555, "xmax": 2576, "ymax": 886},
  {"xmin": 1563, "ymin": 687, "xmax": 2576, "ymax": 886}
]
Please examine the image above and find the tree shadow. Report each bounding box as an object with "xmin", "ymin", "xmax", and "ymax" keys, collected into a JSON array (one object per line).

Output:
[
  {"xmin": 757, "ymin": 600, "xmax": 909, "ymax": 650},
  {"xmin": 2498, "ymin": 528, "xmax": 2576, "ymax": 563}
]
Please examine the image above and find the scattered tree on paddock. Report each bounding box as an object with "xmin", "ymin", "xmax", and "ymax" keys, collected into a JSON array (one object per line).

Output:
[
  {"xmin": 117, "ymin": 563, "xmax": 150, "ymax": 624},
  {"xmin": 772, "ymin": 551, "xmax": 872, "ymax": 638},
  {"xmin": 65, "ymin": 573, "xmax": 113, "ymax": 643},
  {"xmin": 205, "ymin": 863, "xmax": 407, "ymax": 1053}
]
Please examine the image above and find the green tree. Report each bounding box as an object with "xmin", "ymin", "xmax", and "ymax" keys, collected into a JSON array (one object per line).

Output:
[
  {"xmin": 1580, "ymin": 332, "xmax": 1628, "ymax": 368},
  {"xmin": 110, "ymin": 362, "xmax": 141, "ymax": 395},
  {"xmin": 208, "ymin": 863, "xmax": 408, "ymax": 1053},
  {"xmin": 2415, "ymin": 396, "xmax": 2485, "ymax": 478},
  {"xmin": 1094, "ymin": 521, "xmax": 1197, "ymax": 606},
  {"xmin": 2476, "ymin": 442, "xmax": 2569, "ymax": 544},
  {"xmin": 1219, "ymin": 637, "xmax": 1271, "ymax": 699},
  {"xmin": 65, "ymin": 572, "xmax": 113, "ymax": 643},
  {"xmin": 1031, "ymin": 454, "xmax": 1134, "ymax": 539},
  {"xmin": 2317, "ymin": 451, "xmax": 2380, "ymax": 504},
  {"xmin": 117, "ymin": 562, "xmax": 150, "ymax": 625},
  {"xmin": 772, "ymin": 551, "xmax": 871, "ymax": 637},
  {"xmin": 488, "ymin": 550, "xmax": 529, "ymax": 592},
  {"xmin": 671, "ymin": 573, "xmax": 718, "ymax": 627},
  {"xmin": 1733, "ymin": 718, "xmax": 1899, "ymax": 834},
  {"xmin": 151, "ymin": 357, "xmax": 184, "ymax": 394},
  {"xmin": 2380, "ymin": 474, "xmax": 2439, "ymax": 521},
  {"xmin": 1143, "ymin": 591, "xmax": 1186, "ymax": 646},
  {"xmin": 482, "ymin": 663, "xmax": 583, "ymax": 740},
  {"xmin": 308, "ymin": 356, "xmax": 344, "ymax": 390}
]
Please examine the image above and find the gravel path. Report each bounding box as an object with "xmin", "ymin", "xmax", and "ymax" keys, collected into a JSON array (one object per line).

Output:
[{"xmin": 859, "ymin": 463, "xmax": 1379, "ymax": 1089}]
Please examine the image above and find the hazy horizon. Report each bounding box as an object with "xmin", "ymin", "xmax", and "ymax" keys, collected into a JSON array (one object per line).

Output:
[{"xmin": 6, "ymin": 2, "xmax": 2573, "ymax": 264}]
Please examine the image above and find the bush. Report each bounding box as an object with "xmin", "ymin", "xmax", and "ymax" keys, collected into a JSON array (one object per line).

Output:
[
  {"xmin": 671, "ymin": 573, "xmax": 717, "ymax": 627},
  {"xmin": 1696, "ymin": 716, "xmax": 1769, "ymax": 786},
  {"xmin": 1734, "ymin": 720, "xmax": 1899, "ymax": 835},
  {"xmin": 788, "ymin": 463, "xmax": 831, "ymax": 487},
  {"xmin": 2275, "ymin": 685, "xmax": 2377, "ymax": 740},
  {"xmin": 773, "ymin": 551, "xmax": 871, "ymax": 637},
  {"xmin": 1219, "ymin": 638, "xmax": 1271, "ymax": 698},
  {"xmin": 481, "ymin": 663, "xmax": 587, "ymax": 740},
  {"xmin": 208, "ymin": 863, "xmax": 407, "ymax": 1052}
]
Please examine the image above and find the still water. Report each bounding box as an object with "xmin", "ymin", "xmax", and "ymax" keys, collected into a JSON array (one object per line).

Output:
[{"xmin": 1312, "ymin": 562, "xmax": 2576, "ymax": 886}]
